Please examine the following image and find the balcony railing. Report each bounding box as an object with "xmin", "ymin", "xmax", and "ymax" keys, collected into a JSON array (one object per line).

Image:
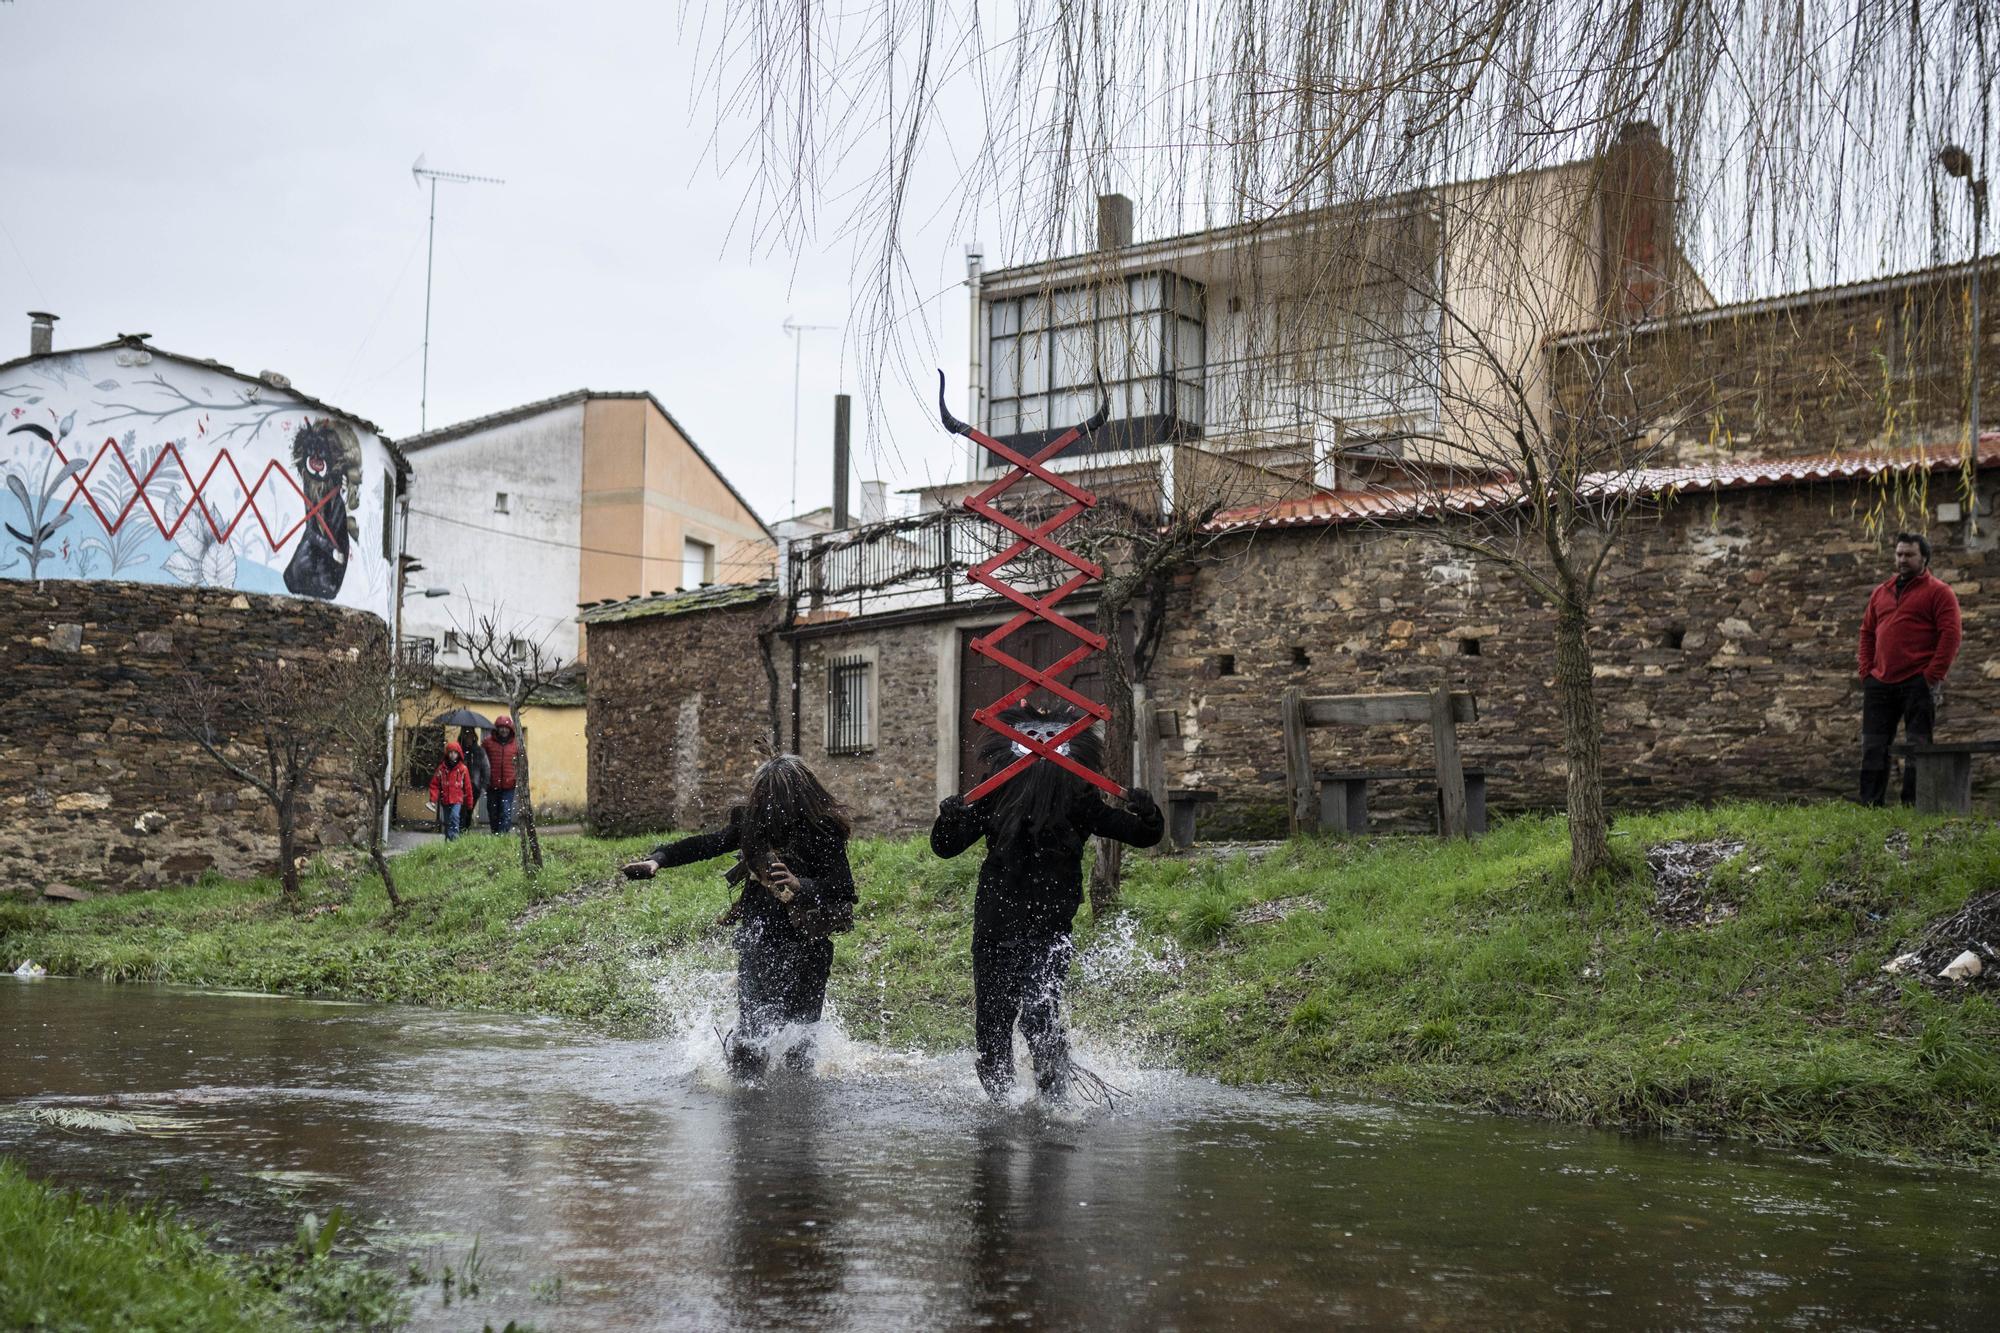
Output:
[
  {"xmin": 398, "ymin": 635, "xmax": 438, "ymax": 668},
  {"xmin": 785, "ymin": 508, "xmax": 1077, "ymax": 618}
]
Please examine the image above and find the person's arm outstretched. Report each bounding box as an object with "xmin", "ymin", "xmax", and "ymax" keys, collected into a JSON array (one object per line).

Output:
[
  {"xmin": 930, "ymin": 794, "xmax": 986, "ymax": 858},
  {"xmin": 1082, "ymin": 787, "xmax": 1166, "ymax": 848},
  {"xmin": 622, "ymin": 816, "xmax": 743, "ymax": 879}
]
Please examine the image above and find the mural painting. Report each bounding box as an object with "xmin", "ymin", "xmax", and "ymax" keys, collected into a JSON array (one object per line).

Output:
[{"xmin": 0, "ymin": 347, "xmax": 397, "ymax": 624}]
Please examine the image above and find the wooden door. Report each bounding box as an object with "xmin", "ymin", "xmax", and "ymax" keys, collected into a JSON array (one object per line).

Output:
[{"xmin": 956, "ymin": 612, "xmax": 1131, "ymax": 792}]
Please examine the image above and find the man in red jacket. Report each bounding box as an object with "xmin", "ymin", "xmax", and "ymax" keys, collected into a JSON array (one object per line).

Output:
[
  {"xmin": 481, "ymin": 715, "xmax": 521, "ymax": 834},
  {"xmin": 1857, "ymin": 532, "xmax": 1963, "ymax": 806}
]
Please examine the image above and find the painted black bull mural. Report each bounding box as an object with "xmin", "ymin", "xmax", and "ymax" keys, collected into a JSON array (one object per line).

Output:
[{"xmin": 283, "ymin": 419, "xmax": 363, "ymax": 600}]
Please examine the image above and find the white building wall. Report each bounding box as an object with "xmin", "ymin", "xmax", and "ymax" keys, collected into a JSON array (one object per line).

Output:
[
  {"xmin": 403, "ymin": 402, "xmax": 585, "ymax": 666},
  {"xmin": 0, "ymin": 346, "xmax": 402, "ymax": 625}
]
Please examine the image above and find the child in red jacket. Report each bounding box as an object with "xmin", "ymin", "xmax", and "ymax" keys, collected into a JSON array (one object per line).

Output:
[{"xmin": 428, "ymin": 742, "xmax": 474, "ymax": 841}]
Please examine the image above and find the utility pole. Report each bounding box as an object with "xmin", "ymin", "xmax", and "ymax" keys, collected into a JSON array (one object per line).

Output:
[
  {"xmin": 782, "ymin": 316, "xmax": 838, "ymax": 517},
  {"xmin": 412, "ymin": 155, "xmax": 505, "ymax": 432},
  {"xmin": 1940, "ymin": 145, "xmax": 1988, "ymax": 466}
]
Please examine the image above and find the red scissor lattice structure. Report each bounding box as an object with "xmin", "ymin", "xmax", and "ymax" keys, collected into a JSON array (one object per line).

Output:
[
  {"xmin": 7, "ymin": 425, "xmax": 338, "ymax": 549},
  {"xmin": 941, "ymin": 374, "xmax": 1120, "ymax": 801}
]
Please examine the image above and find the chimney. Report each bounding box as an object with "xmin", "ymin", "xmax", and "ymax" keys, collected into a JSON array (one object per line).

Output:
[
  {"xmin": 831, "ymin": 393, "xmax": 852, "ymax": 530},
  {"xmin": 27, "ymin": 311, "xmax": 57, "ymax": 356},
  {"xmin": 1597, "ymin": 122, "xmax": 1676, "ymax": 324},
  {"xmin": 1096, "ymin": 194, "xmax": 1133, "ymax": 251}
]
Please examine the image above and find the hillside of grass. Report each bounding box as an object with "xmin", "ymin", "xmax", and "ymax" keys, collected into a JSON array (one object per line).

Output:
[{"xmin": 4, "ymin": 802, "xmax": 1997, "ymax": 1167}]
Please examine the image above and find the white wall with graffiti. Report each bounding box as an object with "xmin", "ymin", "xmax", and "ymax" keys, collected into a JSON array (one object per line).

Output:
[{"xmin": 0, "ymin": 345, "xmax": 400, "ymax": 626}]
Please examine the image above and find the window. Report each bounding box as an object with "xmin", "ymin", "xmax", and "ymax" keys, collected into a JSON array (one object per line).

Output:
[
  {"xmin": 682, "ymin": 536, "xmax": 716, "ymax": 590},
  {"xmin": 494, "ymin": 492, "xmax": 510, "ymax": 514},
  {"xmin": 826, "ymin": 652, "xmax": 875, "ymax": 754},
  {"xmin": 442, "ymin": 630, "xmax": 463, "ymax": 654},
  {"xmin": 984, "ymin": 270, "xmax": 1206, "ymax": 457},
  {"xmin": 506, "ymin": 636, "xmax": 531, "ymax": 665}
]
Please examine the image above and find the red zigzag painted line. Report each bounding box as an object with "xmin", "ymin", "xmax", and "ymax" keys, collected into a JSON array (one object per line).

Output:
[
  {"xmin": 33, "ymin": 435, "xmax": 336, "ymax": 549},
  {"xmin": 959, "ymin": 417, "xmax": 1120, "ymax": 801}
]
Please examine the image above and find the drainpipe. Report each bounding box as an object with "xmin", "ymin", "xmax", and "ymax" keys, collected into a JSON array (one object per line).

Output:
[{"xmin": 965, "ymin": 243, "xmax": 984, "ymax": 478}]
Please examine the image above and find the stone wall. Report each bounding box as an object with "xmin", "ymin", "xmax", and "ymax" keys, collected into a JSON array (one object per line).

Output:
[
  {"xmin": 791, "ymin": 618, "xmax": 952, "ymax": 832},
  {"xmin": 1553, "ymin": 261, "xmax": 2000, "ymax": 465},
  {"xmin": 585, "ymin": 595, "xmax": 778, "ymax": 837},
  {"xmin": 1155, "ymin": 475, "xmax": 2000, "ymax": 837},
  {"xmin": 0, "ymin": 581, "xmax": 381, "ymax": 898}
]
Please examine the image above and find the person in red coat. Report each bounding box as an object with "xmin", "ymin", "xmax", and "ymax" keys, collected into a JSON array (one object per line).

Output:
[
  {"xmin": 428, "ymin": 742, "xmax": 474, "ymax": 840},
  {"xmin": 1857, "ymin": 532, "xmax": 1963, "ymax": 806},
  {"xmin": 481, "ymin": 715, "xmax": 521, "ymax": 834}
]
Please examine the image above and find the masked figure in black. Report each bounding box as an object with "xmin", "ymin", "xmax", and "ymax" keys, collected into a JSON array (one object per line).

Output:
[
  {"xmin": 931, "ymin": 704, "xmax": 1163, "ymax": 1102},
  {"xmin": 622, "ymin": 755, "xmax": 856, "ymax": 1077}
]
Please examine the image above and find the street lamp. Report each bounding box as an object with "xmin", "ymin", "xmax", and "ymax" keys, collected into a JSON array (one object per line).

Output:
[{"xmin": 1939, "ymin": 144, "xmax": 1988, "ymax": 470}]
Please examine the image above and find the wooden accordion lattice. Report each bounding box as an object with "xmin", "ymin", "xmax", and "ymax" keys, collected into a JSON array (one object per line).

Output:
[{"xmin": 939, "ymin": 372, "xmax": 1120, "ymax": 800}]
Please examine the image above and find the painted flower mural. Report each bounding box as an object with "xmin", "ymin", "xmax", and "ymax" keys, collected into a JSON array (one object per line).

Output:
[{"xmin": 0, "ymin": 345, "xmax": 398, "ymax": 625}]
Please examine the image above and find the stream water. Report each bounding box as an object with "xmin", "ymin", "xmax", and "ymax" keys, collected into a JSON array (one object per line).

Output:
[{"xmin": 3, "ymin": 976, "xmax": 1997, "ymax": 1331}]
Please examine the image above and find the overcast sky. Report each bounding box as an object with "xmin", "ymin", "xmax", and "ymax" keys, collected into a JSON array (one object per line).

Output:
[{"xmin": 0, "ymin": 1, "xmax": 998, "ymax": 524}]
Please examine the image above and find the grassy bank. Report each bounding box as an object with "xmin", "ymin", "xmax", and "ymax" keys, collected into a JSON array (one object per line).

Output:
[
  {"xmin": 4, "ymin": 802, "xmax": 1998, "ymax": 1167},
  {"xmin": 0, "ymin": 1160, "xmax": 407, "ymax": 1331}
]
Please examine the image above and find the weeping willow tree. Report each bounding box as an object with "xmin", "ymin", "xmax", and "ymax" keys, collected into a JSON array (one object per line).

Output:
[{"xmin": 695, "ymin": 0, "xmax": 1998, "ymax": 882}]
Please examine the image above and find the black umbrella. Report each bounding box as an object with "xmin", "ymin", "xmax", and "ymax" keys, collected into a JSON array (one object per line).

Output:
[{"xmin": 431, "ymin": 707, "xmax": 494, "ymax": 730}]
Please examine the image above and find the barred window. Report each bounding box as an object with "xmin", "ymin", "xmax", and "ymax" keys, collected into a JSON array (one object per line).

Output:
[{"xmin": 826, "ymin": 652, "xmax": 875, "ymax": 754}]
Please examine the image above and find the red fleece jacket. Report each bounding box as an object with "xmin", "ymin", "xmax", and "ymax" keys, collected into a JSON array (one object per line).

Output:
[{"xmin": 1858, "ymin": 570, "xmax": 1962, "ymax": 684}]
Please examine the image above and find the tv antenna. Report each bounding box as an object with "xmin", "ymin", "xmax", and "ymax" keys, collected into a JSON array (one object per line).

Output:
[
  {"xmin": 782, "ymin": 315, "xmax": 838, "ymax": 517},
  {"xmin": 412, "ymin": 154, "xmax": 505, "ymax": 432}
]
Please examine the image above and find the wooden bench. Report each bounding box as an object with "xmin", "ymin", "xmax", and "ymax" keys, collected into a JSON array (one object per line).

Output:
[
  {"xmin": 1164, "ymin": 788, "xmax": 1218, "ymax": 851},
  {"xmin": 1890, "ymin": 740, "xmax": 2000, "ymax": 813},
  {"xmin": 1315, "ymin": 768, "xmax": 1495, "ymax": 836},
  {"xmin": 1282, "ymin": 687, "xmax": 1481, "ymax": 837}
]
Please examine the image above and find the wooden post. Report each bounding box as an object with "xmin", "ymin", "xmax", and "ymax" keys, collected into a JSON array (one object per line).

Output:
[
  {"xmin": 1430, "ymin": 686, "xmax": 1469, "ymax": 838},
  {"xmin": 1282, "ymin": 686, "xmax": 1317, "ymax": 835}
]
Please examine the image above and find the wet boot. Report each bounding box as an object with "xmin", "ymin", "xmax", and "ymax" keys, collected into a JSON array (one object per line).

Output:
[
  {"xmin": 724, "ymin": 1029, "xmax": 767, "ymax": 1080},
  {"xmin": 976, "ymin": 1054, "xmax": 1014, "ymax": 1103}
]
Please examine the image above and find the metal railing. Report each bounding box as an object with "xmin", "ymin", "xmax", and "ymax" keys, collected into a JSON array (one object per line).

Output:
[
  {"xmin": 786, "ymin": 508, "xmax": 1076, "ymax": 616},
  {"xmin": 399, "ymin": 635, "xmax": 438, "ymax": 668}
]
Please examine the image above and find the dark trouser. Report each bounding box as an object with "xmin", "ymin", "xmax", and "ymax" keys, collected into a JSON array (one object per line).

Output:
[
  {"xmin": 461, "ymin": 789, "xmax": 480, "ymax": 832},
  {"xmin": 730, "ymin": 917, "xmax": 834, "ymax": 1077},
  {"xmin": 488, "ymin": 788, "xmax": 516, "ymax": 834},
  {"xmin": 1860, "ymin": 675, "xmax": 1935, "ymax": 806},
  {"xmin": 971, "ymin": 925, "xmax": 1075, "ymax": 1100}
]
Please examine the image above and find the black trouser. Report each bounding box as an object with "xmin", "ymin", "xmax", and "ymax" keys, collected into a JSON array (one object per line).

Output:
[
  {"xmin": 971, "ymin": 924, "xmax": 1074, "ymax": 1099},
  {"xmin": 1860, "ymin": 675, "xmax": 1935, "ymax": 807},
  {"xmin": 731, "ymin": 917, "xmax": 833, "ymax": 1075}
]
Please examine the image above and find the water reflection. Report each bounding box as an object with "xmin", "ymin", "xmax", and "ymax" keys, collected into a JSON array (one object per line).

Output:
[
  {"xmin": 719, "ymin": 1082, "xmax": 849, "ymax": 1329},
  {"xmin": 2, "ymin": 979, "xmax": 1997, "ymax": 1332}
]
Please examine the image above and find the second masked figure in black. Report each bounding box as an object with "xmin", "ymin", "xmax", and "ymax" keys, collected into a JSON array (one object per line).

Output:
[
  {"xmin": 622, "ymin": 755, "xmax": 857, "ymax": 1077},
  {"xmin": 931, "ymin": 704, "xmax": 1164, "ymax": 1102}
]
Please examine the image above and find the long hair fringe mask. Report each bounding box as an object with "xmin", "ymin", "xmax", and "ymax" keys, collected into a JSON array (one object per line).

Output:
[
  {"xmin": 976, "ymin": 703, "xmax": 1104, "ymax": 842},
  {"xmin": 742, "ymin": 754, "xmax": 851, "ymax": 866}
]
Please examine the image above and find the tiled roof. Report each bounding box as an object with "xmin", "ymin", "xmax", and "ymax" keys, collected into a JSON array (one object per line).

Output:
[
  {"xmin": 1207, "ymin": 437, "xmax": 2000, "ymax": 534},
  {"xmin": 577, "ymin": 578, "xmax": 778, "ymax": 625}
]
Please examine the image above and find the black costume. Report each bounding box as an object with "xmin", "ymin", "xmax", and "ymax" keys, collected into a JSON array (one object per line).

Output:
[
  {"xmin": 647, "ymin": 806, "xmax": 856, "ymax": 1076},
  {"xmin": 930, "ymin": 707, "xmax": 1163, "ymax": 1100}
]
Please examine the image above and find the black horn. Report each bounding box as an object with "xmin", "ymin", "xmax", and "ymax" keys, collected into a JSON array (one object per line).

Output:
[
  {"xmin": 938, "ymin": 369, "xmax": 972, "ymax": 437},
  {"xmin": 1080, "ymin": 379, "xmax": 1110, "ymax": 437}
]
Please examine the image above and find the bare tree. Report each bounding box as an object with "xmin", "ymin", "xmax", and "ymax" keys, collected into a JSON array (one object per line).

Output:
[
  {"xmin": 453, "ymin": 610, "xmax": 570, "ymax": 875},
  {"xmin": 320, "ymin": 647, "xmax": 440, "ymax": 911},
  {"xmin": 163, "ymin": 655, "xmax": 347, "ymax": 902},
  {"xmin": 694, "ymin": 1, "xmax": 1996, "ymax": 460},
  {"xmin": 1072, "ymin": 495, "xmax": 1226, "ymax": 913}
]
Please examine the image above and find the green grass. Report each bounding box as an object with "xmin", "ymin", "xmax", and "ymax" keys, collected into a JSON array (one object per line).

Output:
[
  {"xmin": 0, "ymin": 1160, "xmax": 407, "ymax": 1332},
  {"xmin": 5, "ymin": 801, "xmax": 1998, "ymax": 1168}
]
